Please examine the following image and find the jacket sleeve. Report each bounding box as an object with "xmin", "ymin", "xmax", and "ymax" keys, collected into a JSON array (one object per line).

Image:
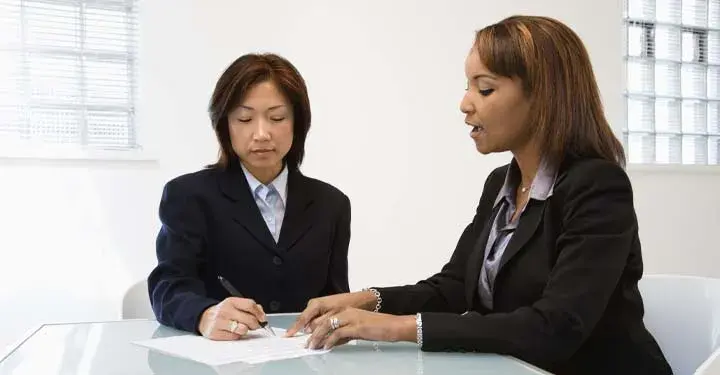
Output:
[
  {"xmin": 373, "ymin": 168, "xmax": 503, "ymax": 315},
  {"xmin": 147, "ymin": 178, "xmax": 218, "ymax": 333},
  {"xmin": 419, "ymin": 161, "xmax": 636, "ymax": 367},
  {"xmin": 321, "ymin": 193, "xmax": 351, "ymax": 295}
]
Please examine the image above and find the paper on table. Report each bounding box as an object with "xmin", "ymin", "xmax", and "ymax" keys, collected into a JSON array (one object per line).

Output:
[{"xmin": 132, "ymin": 328, "xmax": 329, "ymax": 366}]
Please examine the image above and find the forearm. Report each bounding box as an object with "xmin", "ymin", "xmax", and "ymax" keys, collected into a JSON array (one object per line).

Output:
[
  {"xmin": 419, "ymin": 308, "xmax": 580, "ymax": 367},
  {"xmin": 148, "ymin": 262, "xmax": 218, "ymax": 333},
  {"xmin": 150, "ymin": 279, "xmax": 219, "ymax": 333},
  {"xmin": 374, "ymin": 278, "xmax": 465, "ymax": 315}
]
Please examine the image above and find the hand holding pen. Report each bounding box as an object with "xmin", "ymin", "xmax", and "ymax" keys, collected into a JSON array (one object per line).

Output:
[
  {"xmin": 196, "ymin": 276, "xmax": 276, "ymax": 340},
  {"xmin": 217, "ymin": 276, "xmax": 276, "ymax": 336}
]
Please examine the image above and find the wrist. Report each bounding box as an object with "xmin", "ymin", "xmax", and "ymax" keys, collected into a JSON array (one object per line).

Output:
[
  {"xmin": 356, "ymin": 290, "xmax": 379, "ymax": 311},
  {"xmin": 197, "ymin": 305, "xmax": 215, "ymax": 335},
  {"xmin": 391, "ymin": 315, "xmax": 418, "ymax": 343}
]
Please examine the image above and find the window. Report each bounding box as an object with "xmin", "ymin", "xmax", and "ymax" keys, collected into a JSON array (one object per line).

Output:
[
  {"xmin": 0, "ymin": 0, "xmax": 140, "ymax": 158},
  {"xmin": 624, "ymin": 0, "xmax": 720, "ymax": 164}
]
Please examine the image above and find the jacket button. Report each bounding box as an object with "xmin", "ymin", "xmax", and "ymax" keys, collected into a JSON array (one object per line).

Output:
[
  {"xmin": 269, "ymin": 301, "xmax": 281, "ymax": 311},
  {"xmin": 273, "ymin": 256, "xmax": 283, "ymax": 266}
]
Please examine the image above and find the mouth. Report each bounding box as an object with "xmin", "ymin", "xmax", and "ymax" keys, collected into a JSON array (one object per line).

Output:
[
  {"xmin": 466, "ymin": 122, "xmax": 485, "ymax": 133},
  {"xmin": 251, "ymin": 148, "xmax": 274, "ymax": 154}
]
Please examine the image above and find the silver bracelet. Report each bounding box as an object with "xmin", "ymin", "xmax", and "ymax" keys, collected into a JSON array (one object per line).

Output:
[
  {"xmin": 362, "ymin": 287, "xmax": 382, "ymax": 312},
  {"xmin": 416, "ymin": 313, "xmax": 423, "ymax": 347}
]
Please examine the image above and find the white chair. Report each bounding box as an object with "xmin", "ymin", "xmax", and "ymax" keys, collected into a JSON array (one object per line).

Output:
[
  {"xmin": 122, "ymin": 279, "xmax": 155, "ymax": 319},
  {"xmin": 638, "ymin": 274, "xmax": 720, "ymax": 375}
]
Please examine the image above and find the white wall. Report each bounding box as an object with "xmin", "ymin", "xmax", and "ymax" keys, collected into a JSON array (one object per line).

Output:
[
  {"xmin": 629, "ymin": 167, "xmax": 720, "ymax": 276},
  {"xmin": 2, "ymin": 0, "xmax": 719, "ymax": 354}
]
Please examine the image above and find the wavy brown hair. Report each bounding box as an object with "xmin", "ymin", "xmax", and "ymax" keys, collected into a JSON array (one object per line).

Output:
[
  {"xmin": 475, "ymin": 15, "xmax": 625, "ymax": 166},
  {"xmin": 208, "ymin": 53, "xmax": 311, "ymax": 170}
]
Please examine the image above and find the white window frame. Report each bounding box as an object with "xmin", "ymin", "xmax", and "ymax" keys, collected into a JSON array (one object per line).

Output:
[
  {"xmin": 0, "ymin": 0, "xmax": 152, "ymax": 161},
  {"xmin": 623, "ymin": 0, "xmax": 720, "ymax": 168}
]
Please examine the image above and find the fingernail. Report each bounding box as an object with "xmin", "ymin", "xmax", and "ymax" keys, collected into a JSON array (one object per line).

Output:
[
  {"xmin": 304, "ymin": 327, "xmax": 312, "ymax": 333},
  {"xmin": 323, "ymin": 344, "xmax": 329, "ymax": 350}
]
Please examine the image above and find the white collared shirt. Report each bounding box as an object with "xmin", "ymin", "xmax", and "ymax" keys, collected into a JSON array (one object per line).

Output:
[{"xmin": 240, "ymin": 164, "xmax": 288, "ymax": 243}]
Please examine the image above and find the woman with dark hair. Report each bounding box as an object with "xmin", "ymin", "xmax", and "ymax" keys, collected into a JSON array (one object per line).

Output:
[
  {"xmin": 287, "ymin": 16, "xmax": 672, "ymax": 375},
  {"xmin": 148, "ymin": 53, "xmax": 351, "ymax": 340}
]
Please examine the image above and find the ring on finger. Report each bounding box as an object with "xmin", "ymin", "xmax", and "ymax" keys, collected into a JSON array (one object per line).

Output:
[
  {"xmin": 329, "ymin": 316, "xmax": 340, "ymax": 331},
  {"xmin": 228, "ymin": 320, "xmax": 239, "ymax": 333}
]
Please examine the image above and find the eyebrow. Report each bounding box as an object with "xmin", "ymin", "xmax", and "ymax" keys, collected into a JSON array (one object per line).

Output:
[
  {"xmin": 238, "ymin": 105, "xmax": 287, "ymax": 111},
  {"xmin": 472, "ymin": 74, "xmax": 497, "ymax": 81}
]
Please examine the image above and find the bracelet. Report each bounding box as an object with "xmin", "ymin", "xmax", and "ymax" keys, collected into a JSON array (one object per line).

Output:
[
  {"xmin": 416, "ymin": 313, "xmax": 423, "ymax": 347},
  {"xmin": 362, "ymin": 287, "xmax": 382, "ymax": 312}
]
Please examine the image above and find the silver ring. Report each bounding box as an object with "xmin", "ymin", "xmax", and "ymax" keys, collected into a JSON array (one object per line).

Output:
[
  {"xmin": 329, "ymin": 316, "xmax": 340, "ymax": 330},
  {"xmin": 228, "ymin": 320, "xmax": 239, "ymax": 333}
]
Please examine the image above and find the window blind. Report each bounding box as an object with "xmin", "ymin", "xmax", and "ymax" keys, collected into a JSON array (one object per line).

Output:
[
  {"xmin": 0, "ymin": 0, "xmax": 139, "ymax": 154},
  {"xmin": 625, "ymin": 0, "xmax": 720, "ymax": 164}
]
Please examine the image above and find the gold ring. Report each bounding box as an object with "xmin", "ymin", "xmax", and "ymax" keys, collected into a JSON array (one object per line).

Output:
[{"xmin": 228, "ymin": 320, "xmax": 239, "ymax": 333}]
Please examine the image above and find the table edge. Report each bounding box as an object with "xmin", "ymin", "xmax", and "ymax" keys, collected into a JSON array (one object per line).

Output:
[
  {"xmin": 696, "ymin": 346, "xmax": 720, "ymax": 374},
  {"xmin": 0, "ymin": 324, "xmax": 44, "ymax": 363},
  {"xmin": 0, "ymin": 314, "xmax": 303, "ymax": 361},
  {"xmin": 0, "ymin": 319, "xmax": 156, "ymax": 363}
]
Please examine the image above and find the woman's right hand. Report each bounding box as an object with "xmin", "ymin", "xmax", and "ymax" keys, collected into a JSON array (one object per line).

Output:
[
  {"xmin": 197, "ymin": 297, "xmax": 266, "ymax": 340},
  {"xmin": 285, "ymin": 291, "xmax": 378, "ymax": 337}
]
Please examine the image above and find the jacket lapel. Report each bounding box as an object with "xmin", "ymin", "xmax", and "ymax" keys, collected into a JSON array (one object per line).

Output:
[
  {"xmin": 217, "ymin": 165, "xmax": 278, "ymax": 252},
  {"xmin": 277, "ymin": 170, "xmax": 315, "ymax": 251},
  {"xmin": 462, "ymin": 161, "xmax": 551, "ymax": 310},
  {"xmin": 465, "ymin": 203, "xmax": 502, "ymax": 309},
  {"xmin": 497, "ymin": 201, "xmax": 545, "ymax": 273}
]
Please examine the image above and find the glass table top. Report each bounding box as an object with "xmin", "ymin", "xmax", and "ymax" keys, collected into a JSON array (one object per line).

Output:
[{"xmin": 0, "ymin": 314, "xmax": 549, "ymax": 375}]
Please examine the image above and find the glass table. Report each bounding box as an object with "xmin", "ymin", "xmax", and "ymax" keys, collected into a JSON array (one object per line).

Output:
[{"xmin": 0, "ymin": 314, "xmax": 551, "ymax": 374}]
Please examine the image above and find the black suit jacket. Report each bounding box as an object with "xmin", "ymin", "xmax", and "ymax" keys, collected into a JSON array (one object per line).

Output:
[
  {"xmin": 148, "ymin": 165, "xmax": 351, "ymax": 334},
  {"xmin": 376, "ymin": 157, "xmax": 672, "ymax": 375}
]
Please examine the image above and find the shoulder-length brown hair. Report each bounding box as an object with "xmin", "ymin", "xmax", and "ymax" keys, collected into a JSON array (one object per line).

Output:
[
  {"xmin": 208, "ymin": 53, "xmax": 311, "ymax": 171},
  {"xmin": 475, "ymin": 15, "xmax": 625, "ymax": 166}
]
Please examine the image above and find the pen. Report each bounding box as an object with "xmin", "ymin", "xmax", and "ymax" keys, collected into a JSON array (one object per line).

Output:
[{"xmin": 217, "ymin": 275, "xmax": 276, "ymax": 336}]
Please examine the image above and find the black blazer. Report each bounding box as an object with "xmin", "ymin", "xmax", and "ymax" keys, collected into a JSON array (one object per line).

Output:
[
  {"xmin": 148, "ymin": 165, "xmax": 351, "ymax": 334},
  {"xmin": 376, "ymin": 157, "xmax": 672, "ymax": 375}
]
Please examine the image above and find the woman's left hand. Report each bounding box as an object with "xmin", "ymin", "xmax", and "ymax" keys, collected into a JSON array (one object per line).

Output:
[{"xmin": 305, "ymin": 307, "xmax": 417, "ymax": 350}]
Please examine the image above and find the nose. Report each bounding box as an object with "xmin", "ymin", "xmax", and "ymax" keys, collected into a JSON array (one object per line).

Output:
[
  {"xmin": 253, "ymin": 119, "xmax": 271, "ymax": 141},
  {"xmin": 460, "ymin": 91, "xmax": 473, "ymax": 115}
]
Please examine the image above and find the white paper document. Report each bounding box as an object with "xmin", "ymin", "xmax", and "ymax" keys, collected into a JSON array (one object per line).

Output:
[{"xmin": 133, "ymin": 328, "xmax": 329, "ymax": 366}]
